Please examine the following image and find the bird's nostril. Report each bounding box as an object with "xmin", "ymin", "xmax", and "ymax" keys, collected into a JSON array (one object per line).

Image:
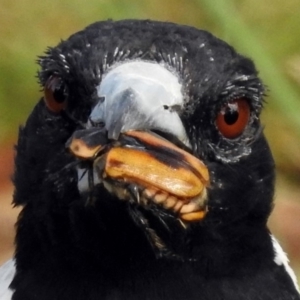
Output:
[{"xmin": 89, "ymin": 117, "xmax": 105, "ymax": 128}]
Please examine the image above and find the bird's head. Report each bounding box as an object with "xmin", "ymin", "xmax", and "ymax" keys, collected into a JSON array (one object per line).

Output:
[{"xmin": 14, "ymin": 20, "xmax": 275, "ymax": 262}]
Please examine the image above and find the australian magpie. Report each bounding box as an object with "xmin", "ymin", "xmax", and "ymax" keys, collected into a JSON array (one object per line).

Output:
[{"xmin": 1, "ymin": 19, "xmax": 299, "ymax": 300}]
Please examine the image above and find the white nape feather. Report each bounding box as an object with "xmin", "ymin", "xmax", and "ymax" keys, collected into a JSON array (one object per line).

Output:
[
  {"xmin": 0, "ymin": 259, "xmax": 15, "ymax": 300},
  {"xmin": 271, "ymin": 235, "xmax": 300, "ymax": 293},
  {"xmin": 90, "ymin": 61, "xmax": 190, "ymax": 147}
]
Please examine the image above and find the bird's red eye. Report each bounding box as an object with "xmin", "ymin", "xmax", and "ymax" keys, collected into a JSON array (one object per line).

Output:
[
  {"xmin": 216, "ymin": 98, "xmax": 250, "ymax": 139},
  {"xmin": 44, "ymin": 75, "xmax": 68, "ymax": 113}
]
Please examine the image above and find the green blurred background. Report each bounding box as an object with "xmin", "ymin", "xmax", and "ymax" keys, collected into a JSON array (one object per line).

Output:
[{"xmin": 0, "ymin": 0, "xmax": 300, "ymax": 277}]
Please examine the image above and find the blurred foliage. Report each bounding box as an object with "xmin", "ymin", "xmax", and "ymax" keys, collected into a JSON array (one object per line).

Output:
[{"xmin": 0, "ymin": 0, "xmax": 299, "ymax": 184}]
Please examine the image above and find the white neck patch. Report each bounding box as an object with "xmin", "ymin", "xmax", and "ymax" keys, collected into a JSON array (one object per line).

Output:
[
  {"xmin": 271, "ymin": 235, "xmax": 300, "ymax": 293},
  {"xmin": 0, "ymin": 259, "xmax": 15, "ymax": 300}
]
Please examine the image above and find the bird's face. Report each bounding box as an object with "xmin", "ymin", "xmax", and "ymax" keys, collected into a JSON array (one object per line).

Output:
[{"xmin": 14, "ymin": 20, "xmax": 275, "ymax": 260}]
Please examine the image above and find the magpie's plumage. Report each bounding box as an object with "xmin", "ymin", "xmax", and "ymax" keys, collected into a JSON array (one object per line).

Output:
[{"xmin": 3, "ymin": 20, "xmax": 300, "ymax": 299}]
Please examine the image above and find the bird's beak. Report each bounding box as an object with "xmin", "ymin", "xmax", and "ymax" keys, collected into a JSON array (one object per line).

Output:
[
  {"xmin": 67, "ymin": 61, "xmax": 210, "ymax": 222},
  {"xmin": 67, "ymin": 129, "xmax": 209, "ymax": 222}
]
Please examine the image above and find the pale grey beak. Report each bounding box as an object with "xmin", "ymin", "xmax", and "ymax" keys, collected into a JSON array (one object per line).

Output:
[{"xmin": 88, "ymin": 61, "xmax": 190, "ymax": 147}]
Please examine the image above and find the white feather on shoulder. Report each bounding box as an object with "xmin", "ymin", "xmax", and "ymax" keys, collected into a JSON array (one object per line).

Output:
[
  {"xmin": 271, "ymin": 235, "xmax": 300, "ymax": 293},
  {"xmin": 0, "ymin": 259, "xmax": 15, "ymax": 300}
]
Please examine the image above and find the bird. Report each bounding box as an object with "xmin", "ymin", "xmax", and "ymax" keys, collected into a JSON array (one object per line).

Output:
[{"xmin": 0, "ymin": 19, "xmax": 299, "ymax": 300}]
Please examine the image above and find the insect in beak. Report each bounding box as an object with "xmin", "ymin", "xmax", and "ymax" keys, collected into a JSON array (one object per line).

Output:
[{"xmin": 67, "ymin": 129, "xmax": 210, "ymax": 223}]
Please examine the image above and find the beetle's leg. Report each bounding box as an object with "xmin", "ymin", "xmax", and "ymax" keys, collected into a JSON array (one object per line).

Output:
[
  {"xmin": 85, "ymin": 163, "xmax": 96, "ymax": 206},
  {"xmin": 127, "ymin": 184, "xmax": 141, "ymax": 204}
]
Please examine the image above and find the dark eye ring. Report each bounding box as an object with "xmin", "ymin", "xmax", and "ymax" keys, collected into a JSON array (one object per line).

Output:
[
  {"xmin": 216, "ymin": 98, "xmax": 251, "ymax": 139},
  {"xmin": 44, "ymin": 75, "xmax": 68, "ymax": 113}
]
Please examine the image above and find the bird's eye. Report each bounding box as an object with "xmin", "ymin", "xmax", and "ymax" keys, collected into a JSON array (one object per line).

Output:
[
  {"xmin": 216, "ymin": 98, "xmax": 250, "ymax": 139},
  {"xmin": 44, "ymin": 75, "xmax": 68, "ymax": 113}
]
